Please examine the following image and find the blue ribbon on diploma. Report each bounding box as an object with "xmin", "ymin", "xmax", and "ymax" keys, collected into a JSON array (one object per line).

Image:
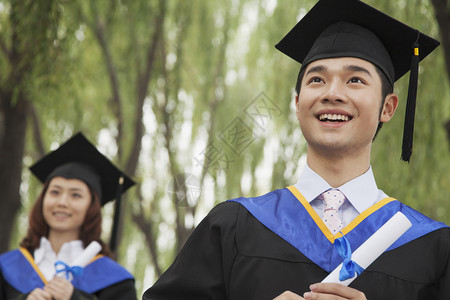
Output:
[
  {"xmin": 55, "ymin": 261, "xmax": 83, "ymax": 279},
  {"xmin": 334, "ymin": 235, "xmax": 365, "ymax": 281}
]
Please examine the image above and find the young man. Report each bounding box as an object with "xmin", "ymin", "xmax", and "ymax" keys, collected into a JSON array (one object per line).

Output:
[{"xmin": 143, "ymin": 0, "xmax": 450, "ymax": 299}]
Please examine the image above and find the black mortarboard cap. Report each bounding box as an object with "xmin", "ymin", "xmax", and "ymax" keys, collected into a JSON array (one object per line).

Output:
[
  {"xmin": 29, "ymin": 132, "xmax": 135, "ymax": 206},
  {"xmin": 30, "ymin": 132, "xmax": 135, "ymax": 252},
  {"xmin": 275, "ymin": 0, "xmax": 440, "ymax": 162}
]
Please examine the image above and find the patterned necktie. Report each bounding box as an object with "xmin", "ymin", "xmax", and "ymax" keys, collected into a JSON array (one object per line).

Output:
[{"xmin": 321, "ymin": 189, "xmax": 346, "ymax": 234}]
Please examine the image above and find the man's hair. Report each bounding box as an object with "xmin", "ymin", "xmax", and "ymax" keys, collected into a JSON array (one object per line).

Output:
[{"xmin": 294, "ymin": 62, "xmax": 393, "ymax": 138}]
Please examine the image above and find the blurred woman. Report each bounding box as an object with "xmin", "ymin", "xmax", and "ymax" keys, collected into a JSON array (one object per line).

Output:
[{"xmin": 0, "ymin": 133, "xmax": 137, "ymax": 300}]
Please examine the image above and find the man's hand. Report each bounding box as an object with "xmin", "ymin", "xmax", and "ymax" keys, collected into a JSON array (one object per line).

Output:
[
  {"xmin": 303, "ymin": 283, "xmax": 366, "ymax": 300},
  {"xmin": 273, "ymin": 283, "xmax": 367, "ymax": 300},
  {"xmin": 273, "ymin": 290, "xmax": 305, "ymax": 299}
]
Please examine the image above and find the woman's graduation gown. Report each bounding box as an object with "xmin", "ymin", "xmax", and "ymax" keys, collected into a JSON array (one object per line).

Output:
[
  {"xmin": 0, "ymin": 248, "xmax": 137, "ymax": 300},
  {"xmin": 143, "ymin": 186, "xmax": 450, "ymax": 300}
]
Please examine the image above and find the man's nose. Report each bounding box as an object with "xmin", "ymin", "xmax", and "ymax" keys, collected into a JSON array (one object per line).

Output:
[{"xmin": 321, "ymin": 80, "xmax": 347, "ymax": 103}]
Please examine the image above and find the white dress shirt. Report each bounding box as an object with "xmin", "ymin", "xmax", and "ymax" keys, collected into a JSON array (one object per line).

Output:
[
  {"xmin": 34, "ymin": 237, "xmax": 85, "ymax": 281},
  {"xmin": 294, "ymin": 165, "xmax": 389, "ymax": 227}
]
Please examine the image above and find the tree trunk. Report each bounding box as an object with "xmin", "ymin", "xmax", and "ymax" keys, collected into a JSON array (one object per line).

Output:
[
  {"xmin": 431, "ymin": 0, "xmax": 450, "ymax": 145},
  {"xmin": 445, "ymin": 120, "xmax": 450, "ymax": 146},
  {"xmin": 0, "ymin": 91, "xmax": 28, "ymax": 253},
  {"xmin": 431, "ymin": 0, "xmax": 450, "ymax": 80}
]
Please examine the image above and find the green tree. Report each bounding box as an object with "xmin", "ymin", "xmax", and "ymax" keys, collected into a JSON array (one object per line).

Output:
[
  {"xmin": 0, "ymin": 0, "xmax": 73, "ymax": 253},
  {"xmin": 431, "ymin": 0, "xmax": 450, "ymax": 146},
  {"xmin": 1, "ymin": 1, "xmax": 449, "ymax": 297}
]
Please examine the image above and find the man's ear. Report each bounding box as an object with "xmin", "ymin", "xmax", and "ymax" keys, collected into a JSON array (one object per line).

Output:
[
  {"xmin": 380, "ymin": 93, "xmax": 398, "ymax": 123},
  {"xmin": 295, "ymin": 94, "xmax": 300, "ymax": 120}
]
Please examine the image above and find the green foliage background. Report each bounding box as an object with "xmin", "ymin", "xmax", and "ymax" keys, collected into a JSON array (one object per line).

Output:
[{"xmin": 1, "ymin": 0, "xmax": 449, "ymax": 297}]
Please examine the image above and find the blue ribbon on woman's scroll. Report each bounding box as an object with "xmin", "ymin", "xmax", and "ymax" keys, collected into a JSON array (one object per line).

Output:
[
  {"xmin": 55, "ymin": 261, "xmax": 84, "ymax": 280},
  {"xmin": 334, "ymin": 235, "xmax": 365, "ymax": 281}
]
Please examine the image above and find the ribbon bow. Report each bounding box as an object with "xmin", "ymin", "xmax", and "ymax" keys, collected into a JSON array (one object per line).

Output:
[
  {"xmin": 55, "ymin": 261, "xmax": 84, "ymax": 280},
  {"xmin": 334, "ymin": 235, "xmax": 365, "ymax": 281}
]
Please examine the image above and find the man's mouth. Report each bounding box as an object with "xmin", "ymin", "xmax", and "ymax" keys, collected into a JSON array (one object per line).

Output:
[{"xmin": 318, "ymin": 114, "xmax": 351, "ymax": 122}]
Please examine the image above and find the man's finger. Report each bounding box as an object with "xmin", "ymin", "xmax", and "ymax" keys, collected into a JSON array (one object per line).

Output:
[
  {"xmin": 308, "ymin": 283, "xmax": 366, "ymax": 299},
  {"xmin": 273, "ymin": 290, "xmax": 306, "ymax": 300}
]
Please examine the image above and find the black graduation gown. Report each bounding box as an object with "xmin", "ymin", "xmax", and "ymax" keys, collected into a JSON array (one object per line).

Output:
[
  {"xmin": 143, "ymin": 187, "xmax": 450, "ymax": 300},
  {"xmin": 0, "ymin": 274, "xmax": 136, "ymax": 300},
  {"xmin": 0, "ymin": 248, "xmax": 137, "ymax": 300}
]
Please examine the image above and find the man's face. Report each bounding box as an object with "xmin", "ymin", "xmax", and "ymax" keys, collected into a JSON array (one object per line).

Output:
[{"xmin": 296, "ymin": 57, "xmax": 395, "ymax": 158}]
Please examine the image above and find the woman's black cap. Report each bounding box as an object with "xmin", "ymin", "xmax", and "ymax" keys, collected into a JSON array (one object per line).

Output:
[{"xmin": 29, "ymin": 132, "xmax": 135, "ymax": 205}]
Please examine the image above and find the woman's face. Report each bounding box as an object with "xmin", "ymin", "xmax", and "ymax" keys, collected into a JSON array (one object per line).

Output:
[{"xmin": 43, "ymin": 177, "xmax": 92, "ymax": 238}]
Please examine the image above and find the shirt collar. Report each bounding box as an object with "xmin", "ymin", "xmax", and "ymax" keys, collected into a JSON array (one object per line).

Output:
[
  {"xmin": 294, "ymin": 164, "xmax": 380, "ymax": 214},
  {"xmin": 34, "ymin": 237, "xmax": 53, "ymax": 265},
  {"xmin": 34, "ymin": 236, "xmax": 84, "ymax": 265}
]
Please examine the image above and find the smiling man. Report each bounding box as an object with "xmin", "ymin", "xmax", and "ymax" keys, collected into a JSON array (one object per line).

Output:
[
  {"xmin": 294, "ymin": 57, "xmax": 398, "ymax": 188},
  {"xmin": 142, "ymin": 0, "xmax": 450, "ymax": 299}
]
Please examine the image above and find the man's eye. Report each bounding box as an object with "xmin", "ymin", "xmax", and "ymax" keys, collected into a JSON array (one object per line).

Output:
[
  {"xmin": 309, "ymin": 77, "xmax": 323, "ymax": 83},
  {"xmin": 349, "ymin": 77, "xmax": 364, "ymax": 84}
]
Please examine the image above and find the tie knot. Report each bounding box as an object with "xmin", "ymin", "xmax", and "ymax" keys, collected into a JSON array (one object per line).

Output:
[{"xmin": 322, "ymin": 189, "xmax": 346, "ymax": 211}]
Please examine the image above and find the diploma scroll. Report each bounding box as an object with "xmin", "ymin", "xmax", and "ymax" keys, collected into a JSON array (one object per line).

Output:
[
  {"xmin": 55, "ymin": 241, "xmax": 102, "ymax": 280},
  {"xmin": 322, "ymin": 212, "xmax": 412, "ymax": 286},
  {"xmin": 73, "ymin": 241, "xmax": 102, "ymax": 267}
]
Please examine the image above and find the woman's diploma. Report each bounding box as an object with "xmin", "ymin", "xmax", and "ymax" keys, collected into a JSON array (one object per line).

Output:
[
  {"xmin": 55, "ymin": 241, "xmax": 102, "ymax": 280},
  {"xmin": 72, "ymin": 241, "xmax": 102, "ymax": 267},
  {"xmin": 322, "ymin": 212, "xmax": 412, "ymax": 286}
]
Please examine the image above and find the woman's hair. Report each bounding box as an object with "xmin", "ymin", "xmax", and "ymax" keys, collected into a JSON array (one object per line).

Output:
[{"xmin": 20, "ymin": 179, "xmax": 111, "ymax": 256}]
